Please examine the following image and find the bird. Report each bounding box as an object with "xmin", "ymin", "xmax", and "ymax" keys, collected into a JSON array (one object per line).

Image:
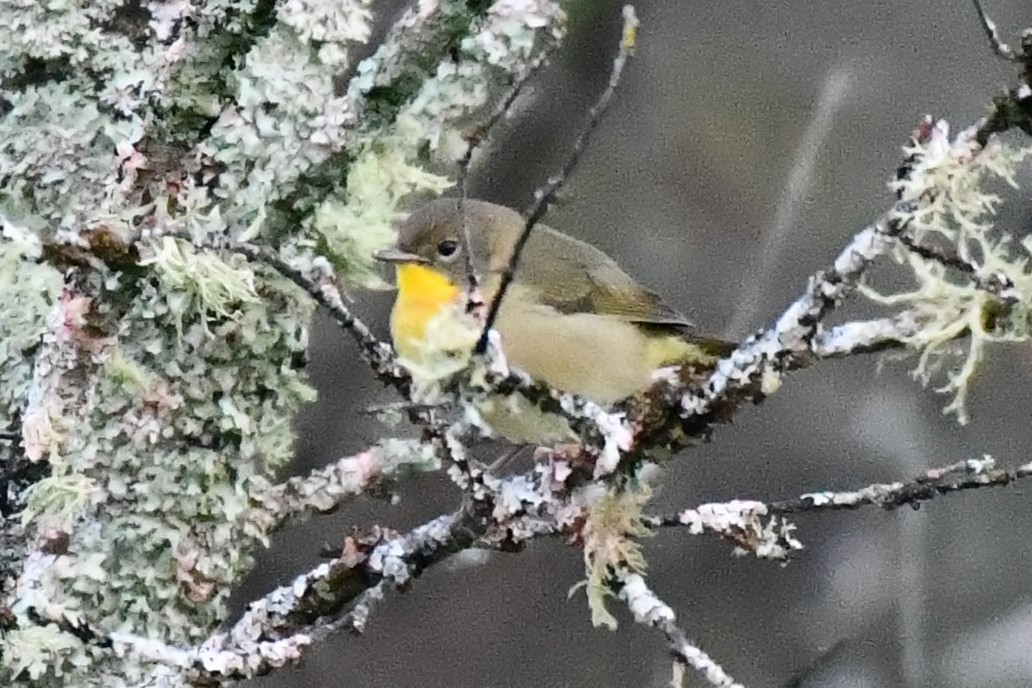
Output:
[{"xmin": 375, "ymin": 198, "xmax": 733, "ymax": 443}]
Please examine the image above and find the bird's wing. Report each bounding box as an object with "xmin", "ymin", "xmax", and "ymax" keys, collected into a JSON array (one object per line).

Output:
[{"xmin": 516, "ymin": 227, "xmax": 695, "ymax": 331}]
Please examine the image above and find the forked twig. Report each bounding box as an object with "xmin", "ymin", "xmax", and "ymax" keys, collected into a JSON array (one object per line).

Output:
[
  {"xmin": 474, "ymin": 5, "xmax": 640, "ymax": 354},
  {"xmin": 456, "ymin": 34, "xmax": 560, "ymax": 309}
]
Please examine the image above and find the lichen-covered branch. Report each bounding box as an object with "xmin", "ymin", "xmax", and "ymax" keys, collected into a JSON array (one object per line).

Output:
[
  {"xmin": 767, "ymin": 455, "xmax": 1031, "ymax": 514},
  {"xmin": 617, "ymin": 571, "xmax": 744, "ymax": 688},
  {"xmin": 179, "ymin": 232, "xmax": 413, "ymax": 393},
  {"xmin": 139, "ymin": 445, "xmax": 560, "ymax": 686},
  {"xmin": 250, "ymin": 439, "xmax": 438, "ymax": 533},
  {"xmin": 651, "ymin": 456, "xmax": 1032, "ymax": 560},
  {"xmin": 0, "ymin": 1, "xmax": 568, "ymax": 684}
]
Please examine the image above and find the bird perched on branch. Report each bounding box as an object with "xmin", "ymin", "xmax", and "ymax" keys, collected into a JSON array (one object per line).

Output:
[{"xmin": 375, "ymin": 198, "xmax": 733, "ymax": 443}]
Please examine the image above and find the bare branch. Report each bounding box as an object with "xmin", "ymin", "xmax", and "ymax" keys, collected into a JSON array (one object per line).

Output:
[
  {"xmin": 970, "ymin": 0, "xmax": 1021, "ymax": 61},
  {"xmin": 475, "ymin": 5, "xmax": 640, "ymax": 354}
]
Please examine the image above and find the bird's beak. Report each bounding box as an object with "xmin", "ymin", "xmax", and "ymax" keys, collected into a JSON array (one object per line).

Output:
[{"xmin": 374, "ymin": 247, "xmax": 429, "ymax": 264}]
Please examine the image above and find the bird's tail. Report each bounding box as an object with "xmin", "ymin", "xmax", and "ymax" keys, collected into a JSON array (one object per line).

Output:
[{"xmin": 690, "ymin": 334, "xmax": 738, "ymax": 359}]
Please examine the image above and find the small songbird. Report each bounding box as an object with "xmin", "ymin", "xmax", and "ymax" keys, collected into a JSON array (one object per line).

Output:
[{"xmin": 375, "ymin": 198, "xmax": 733, "ymax": 442}]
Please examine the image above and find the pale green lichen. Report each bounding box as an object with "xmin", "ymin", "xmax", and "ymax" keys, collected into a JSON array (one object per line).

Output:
[
  {"xmin": 313, "ymin": 129, "xmax": 453, "ymax": 288},
  {"xmin": 863, "ymin": 127, "xmax": 1032, "ymax": 423},
  {"xmin": 0, "ymin": 217, "xmax": 62, "ymax": 424},
  {"xmin": 387, "ymin": 0, "xmax": 567, "ymax": 154},
  {"xmin": 0, "ymin": 0, "xmax": 127, "ymax": 72},
  {"xmin": 4, "ymin": 626, "xmax": 84, "ymax": 682},
  {"xmin": 571, "ymin": 480, "xmax": 653, "ymax": 631},
  {"xmin": 7, "ymin": 265, "xmax": 317, "ymax": 683},
  {"xmin": 138, "ymin": 237, "xmax": 261, "ymax": 330},
  {"xmin": 19, "ymin": 475, "xmax": 102, "ymax": 529},
  {"xmin": 279, "ymin": 0, "xmax": 372, "ymax": 65},
  {"xmin": 198, "ymin": 14, "xmax": 367, "ymax": 230}
]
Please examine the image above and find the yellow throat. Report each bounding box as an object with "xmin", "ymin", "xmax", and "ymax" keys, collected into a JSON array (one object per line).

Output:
[{"xmin": 389, "ymin": 263, "xmax": 462, "ymax": 361}]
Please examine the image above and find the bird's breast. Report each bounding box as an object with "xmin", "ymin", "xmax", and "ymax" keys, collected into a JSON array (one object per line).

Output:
[
  {"xmin": 495, "ymin": 296, "xmax": 662, "ymax": 403},
  {"xmin": 390, "ymin": 264, "xmax": 462, "ymax": 360}
]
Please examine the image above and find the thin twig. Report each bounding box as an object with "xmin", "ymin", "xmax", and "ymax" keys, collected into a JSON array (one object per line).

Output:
[
  {"xmin": 897, "ymin": 232, "xmax": 1017, "ymax": 299},
  {"xmin": 660, "ymin": 619, "xmax": 745, "ymax": 688},
  {"xmin": 768, "ymin": 456, "xmax": 1032, "ymax": 514},
  {"xmin": 618, "ymin": 571, "xmax": 744, "ymax": 687},
  {"xmin": 455, "ymin": 39, "xmax": 558, "ymax": 311},
  {"xmin": 358, "ymin": 401, "xmax": 445, "ymax": 417},
  {"xmin": 971, "ymin": 0, "xmax": 1021, "ymax": 61},
  {"xmin": 474, "ymin": 5, "xmax": 640, "ymax": 354}
]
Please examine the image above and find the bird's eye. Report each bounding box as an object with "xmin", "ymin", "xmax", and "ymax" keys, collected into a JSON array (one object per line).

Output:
[{"xmin": 437, "ymin": 239, "xmax": 459, "ymax": 257}]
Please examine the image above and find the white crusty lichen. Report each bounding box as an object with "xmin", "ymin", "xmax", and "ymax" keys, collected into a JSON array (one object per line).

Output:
[
  {"xmin": 862, "ymin": 120, "xmax": 1032, "ymax": 422},
  {"xmin": 677, "ymin": 500, "xmax": 802, "ymax": 562},
  {"xmin": 4, "ymin": 254, "xmax": 316, "ymax": 685},
  {"xmin": 0, "ymin": 218, "xmax": 61, "ymax": 434}
]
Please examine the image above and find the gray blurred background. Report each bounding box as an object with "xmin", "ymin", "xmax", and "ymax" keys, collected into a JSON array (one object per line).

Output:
[{"xmin": 246, "ymin": 1, "xmax": 1032, "ymax": 686}]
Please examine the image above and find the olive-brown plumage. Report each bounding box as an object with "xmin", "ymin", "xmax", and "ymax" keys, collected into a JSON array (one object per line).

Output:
[{"xmin": 377, "ymin": 198, "xmax": 732, "ymax": 416}]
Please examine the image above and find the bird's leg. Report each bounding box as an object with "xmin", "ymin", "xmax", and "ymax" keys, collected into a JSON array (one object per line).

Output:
[{"xmin": 488, "ymin": 445, "xmax": 531, "ymax": 474}]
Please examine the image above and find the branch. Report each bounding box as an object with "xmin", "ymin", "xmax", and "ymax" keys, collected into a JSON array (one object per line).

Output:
[
  {"xmin": 768, "ymin": 456, "xmax": 1031, "ymax": 514},
  {"xmin": 621, "ymin": 107, "xmax": 1032, "ymax": 463},
  {"xmin": 970, "ymin": 0, "xmax": 1021, "ymax": 62},
  {"xmin": 897, "ymin": 232, "xmax": 1018, "ymax": 299},
  {"xmin": 175, "ymin": 233, "xmax": 412, "ymax": 395},
  {"xmin": 456, "ymin": 25, "xmax": 559, "ymax": 311},
  {"xmin": 475, "ymin": 5, "xmax": 640, "ymax": 354},
  {"xmin": 812, "ymin": 313, "xmax": 920, "ymax": 357},
  {"xmin": 144, "ymin": 512, "xmax": 473, "ymax": 685},
  {"xmin": 646, "ymin": 501, "xmax": 802, "ymax": 562},
  {"xmin": 149, "ymin": 440, "xmax": 560, "ymax": 684},
  {"xmin": 249, "ymin": 440, "xmax": 438, "ymax": 533},
  {"xmin": 651, "ymin": 456, "xmax": 1032, "ymax": 560},
  {"xmin": 618, "ymin": 571, "xmax": 744, "ymax": 688},
  {"xmin": 661, "ymin": 219, "xmax": 896, "ymax": 438}
]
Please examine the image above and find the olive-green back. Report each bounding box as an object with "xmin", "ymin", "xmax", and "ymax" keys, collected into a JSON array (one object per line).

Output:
[{"xmin": 515, "ymin": 225, "xmax": 694, "ymax": 333}]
